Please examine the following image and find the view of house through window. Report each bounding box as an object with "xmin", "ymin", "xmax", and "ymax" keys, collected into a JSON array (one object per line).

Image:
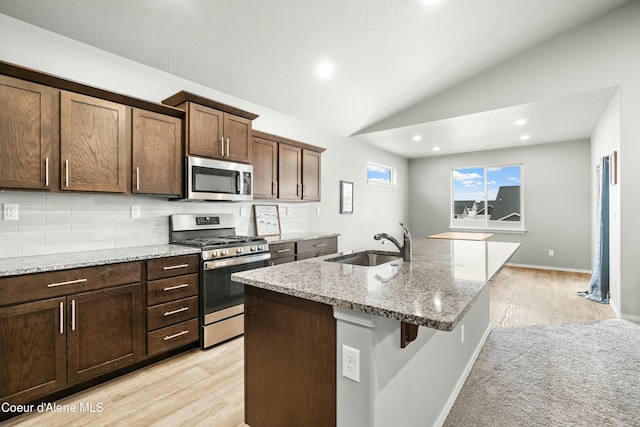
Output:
[{"xmin": 451, "ymin": 164, "xmax": 523, "ymax": 230}]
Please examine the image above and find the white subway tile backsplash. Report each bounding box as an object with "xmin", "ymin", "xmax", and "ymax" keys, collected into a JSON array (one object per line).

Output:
[
  {"xmin": 0, "ymin": 192, "xmax": 310, "ymax": 259},
  {"xmin": 18, "ymin": 243, "xmax": 72, "ymax": 257},
  {"xmin": 0, "ymin": 225, "xmax": 18, "ymax": 236}
]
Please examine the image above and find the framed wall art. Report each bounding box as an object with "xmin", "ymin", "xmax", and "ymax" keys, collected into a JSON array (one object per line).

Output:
[
  {"xmin": 340, "ymin": 181, "xmax": 353, "ymax": 214},
  {"xmin": 254, "ymin": 205, "xmax": 281, "ymax": 236}
]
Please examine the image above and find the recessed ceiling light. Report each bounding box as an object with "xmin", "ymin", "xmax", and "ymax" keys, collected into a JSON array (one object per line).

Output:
[
  {"xmin": 514, "ymin": 119, "xmax": 527, "ymax": 126},
  {"xmin": 412, "ymin": 135, "xmax": 422, "ymax": 141},
  {"xmin": 519, "ymin": 135, "xmax": 531, "ymax": 141},
  {"xmin": 317, "ymin": 62, "xmax": 334, "ymax": 78},
  {"xmin": 432, "ymin": 146, "xmax": 441, "ymax": 151}
]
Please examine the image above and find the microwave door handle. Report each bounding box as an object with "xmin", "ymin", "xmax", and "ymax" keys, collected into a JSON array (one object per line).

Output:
[{"xmin": 237, "ymin": 173, "xmax": 241, "ymax": 194}]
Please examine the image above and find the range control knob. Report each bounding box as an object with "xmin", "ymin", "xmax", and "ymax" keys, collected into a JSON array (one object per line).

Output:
[
  {"xmin": 250, "ymin": 245, "xmax": 257, "ymax": 251},
  {"xmin": 202, "ymin": 252, "xmax": 209, "ymax": 260},
  {"xmin": 236, "ymin": 247, "xmax": 244, "ymax": 254},
  {"xmin": 221, "ymin": 249, "xmax": 229, "ymax": 256},
  {"xmin": 258, "ymin": 245, "xmax": 264, "ymax": 251},
  {"xmin": 212, "ymin": 250, "xmax": 219, "ymax": 258}
]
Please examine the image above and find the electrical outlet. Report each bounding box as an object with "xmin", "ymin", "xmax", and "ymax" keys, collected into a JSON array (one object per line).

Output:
[
  {"xmin": 342, "ymin": 345, "xmax": 360, "ymax": 383},
  {"xmin": 131, "ymin": 205, "xmax": 141, "ymax": 219},
  {"xmin": 3, "ymin": 204, "xmax": 19, "ymax": 221},
  {"xmin": 548, "ymin": 249, "xmax": 555, "ymax": 257},
  {"xmin": 460, "ymin": 324, "xmax": 465, "ymax": 344},
  {"xmin": 316, "ymin": 207, "xmax": 321, "ymax": 215}
]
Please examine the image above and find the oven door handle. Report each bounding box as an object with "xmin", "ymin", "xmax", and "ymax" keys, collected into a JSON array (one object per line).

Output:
[{"xmin": 204, "ymin": 252, "xmax": 271, "ymax": 270}]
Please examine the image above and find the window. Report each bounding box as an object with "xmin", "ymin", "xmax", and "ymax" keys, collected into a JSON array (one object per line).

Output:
[
  {"xmin": 451, "ymin": 164, "xmax": 524, "ymax": 231},
  {"xmin": 367, "ymin": 162, "xmax": 397, "ymax": 186}
]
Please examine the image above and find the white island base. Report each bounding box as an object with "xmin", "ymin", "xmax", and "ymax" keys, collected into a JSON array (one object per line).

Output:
[{"xmin": 334, "ymin": 287, "xmax": 490, "ymax": 427}]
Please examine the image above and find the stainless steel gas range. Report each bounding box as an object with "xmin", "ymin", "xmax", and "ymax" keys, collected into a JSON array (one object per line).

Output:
[{"xmin": 170, "ymin": 214, "xmax": 270, "ymax": 348}]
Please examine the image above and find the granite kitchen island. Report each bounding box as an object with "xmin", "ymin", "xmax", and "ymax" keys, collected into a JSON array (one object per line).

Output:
[{"xmin": 232, "ymin": 238, "xmax": 519, "ymax": 427}]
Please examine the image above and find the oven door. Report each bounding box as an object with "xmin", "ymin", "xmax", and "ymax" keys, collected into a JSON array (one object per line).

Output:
[{"xmin": 201, "ymin": 252, "xmax": 270, "ymax": 327}]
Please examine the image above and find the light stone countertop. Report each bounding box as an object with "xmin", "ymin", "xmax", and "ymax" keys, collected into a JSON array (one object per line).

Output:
[
  {"xmin": 0, "ymin": 245, "xmax": 201, "ymax": 278},
  {"xmin": 232, "ymin": 238, "xmax": 520, "ymax": 331},
  {"xmin": 264, "ymin": 232, "xmax": 339, "ymax": 244}
]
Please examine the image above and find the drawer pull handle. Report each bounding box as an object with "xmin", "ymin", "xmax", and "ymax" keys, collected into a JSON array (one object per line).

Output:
[
  {"xmin": 164, "ymin": 307, "xmax": 189, "ymax": 317},
  {"xmin": 163, "ymin": 283, "xmax": 189, "ymax": 291},
  {"xmin": 163, "ymin": 264, "xmax": 189, "ymax": 270},
  {"xmin": 276, "ymin": 248, "xmax": 291, "ymax": 253},
  {"xmin": 314, "ymin": 243, "xmax": 327, "ymax": 247},
  {"xmin": 71, "ymin": 299, "xmax": 76, "ymax": 331},
  {"xmin": 59, "ymin": 302, "xmax": 64, "ymax": 334},
  {"xmin": 164, "ymin": 330, "xmax": 189, "ymax": 341},
  {"xmin": 47, "ymin": 278, "xmax": 87, "ymax": 288},
  {"xmin": 45, "ymin": 157, "xmax": 49, "ymax": 187}
]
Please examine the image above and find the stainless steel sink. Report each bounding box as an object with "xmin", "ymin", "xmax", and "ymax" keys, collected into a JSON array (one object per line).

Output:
[{"xmin": 325, "ymin": 250, "xmax": 402, "ymax": 267}]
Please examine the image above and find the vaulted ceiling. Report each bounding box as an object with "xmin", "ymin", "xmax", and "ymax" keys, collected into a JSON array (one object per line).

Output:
[{"xmin": 0, "ymin": 0, "xmax": 629, "ymax": 157}]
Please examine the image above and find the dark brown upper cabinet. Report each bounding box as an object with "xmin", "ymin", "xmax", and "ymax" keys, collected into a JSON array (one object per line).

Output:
[
  {"xmin": 60, "ymin": 91, "xmax": 129, "ymax": 193},
  {"xmin": 0, "ymin": 74, "xmax": 58, "ymax": 190},
  {"xmin": 162, "ymin": 91, "xmax": 258, "ymax": 164},
  {"xmin": 132, "ymin": 108, "xmax": 182, "ymax": 196},
  {"xmin": 1, "ymin": 60, "xmax": 185, "ymax": 196},
  {"xmin": 252, "ymin": 130, "xmax": 325, "ymax": 202}
]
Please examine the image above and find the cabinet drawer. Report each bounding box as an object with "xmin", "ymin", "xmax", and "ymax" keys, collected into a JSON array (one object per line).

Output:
[
  {"xmin": 0, "ymin": 262, "xmax": 143, "ymax": 306},
  {"xmin": 296, "ymin": 237, "xmax": 338, "ymax": 256},
  {"xmin": 270, "ymin": 256, "xmax": 295, "ymax": 266},
  {"xmin": 147, "ymin": 254, "xmax": 199, "ymax": 280},
  {"xmin": 147, "ymin": 296, "xmax": 199, "ymax": 331},
  {"xmin": 147, "ymin": 318, "xmax": 199, "ymax": 357},
  {"xmin": 269, "ymin": 242, "xmax": 295, "ymax": 260},
  {"xmin": 147, "ymin": 274, "xmax": 199, "ymax": 306}
]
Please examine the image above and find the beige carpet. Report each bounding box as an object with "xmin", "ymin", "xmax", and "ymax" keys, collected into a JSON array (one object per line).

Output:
[{"xmin": 444, "ymin": 319, "xmax": 640, "ymax": 426}]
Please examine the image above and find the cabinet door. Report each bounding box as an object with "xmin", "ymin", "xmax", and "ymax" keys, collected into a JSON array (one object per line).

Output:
[
  {"xmin": 186, "ymin": 103, "xmax": 223, "ymax": 159},
  {"xmin": 252, "ymin": 137, "xmax": 278, "ymax": 199},
  {"xmin": 67, "ymin": 283, "xmax": 144, "ymax": 385},
  {"xmin": 0, "ymin": 297, "xmax": 67, "ymax": 404},
  {"xmin": 302, "ymin": 150, "xmax": 321, "ymax": 201},
  {"xmin": 0, "ymin": 75, "xmax": 56, "ymax": 190},
  {"xmin": 278, "ymin": 144, "xmax": 302, "ymax": 200},
  {"xmin": 132, "ymin": 108, "xmax": 182, "ymax": 196},
  {"xmin": 60, "ymin": 91, "xmax": 128, "ymax": 193},
  {"xmin": 223, "ymin": 113, "xmax": 252, "ymax": 163}
]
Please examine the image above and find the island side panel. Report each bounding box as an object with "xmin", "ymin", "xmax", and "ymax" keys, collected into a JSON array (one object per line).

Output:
[{"xmin": 244, "ymin": 286, "xmax": 337, "ymax": 427}]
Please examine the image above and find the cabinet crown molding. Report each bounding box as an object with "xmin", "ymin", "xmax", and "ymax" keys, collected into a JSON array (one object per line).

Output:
[{"xmin": 162, "ymin": 90, "xmax": 259, "ymax": 121}]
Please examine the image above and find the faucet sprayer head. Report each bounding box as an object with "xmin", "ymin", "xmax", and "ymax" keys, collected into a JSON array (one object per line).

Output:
[{"xmin": 374, "ymin": 233, "xmax": 383, "ymax": 240}]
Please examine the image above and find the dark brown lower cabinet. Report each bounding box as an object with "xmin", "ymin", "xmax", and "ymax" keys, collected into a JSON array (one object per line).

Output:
[
  {"xmin": 244, "ymin": 286, "xmax": 336, "ymax": 427},
  {"xmin": 0, "ymin": 297, "xmax": 67, "ymax": 404},
  {"xmin": 0, "ymin": 283, "xmax": 144, "ymax": 405},
  {"xmin": 67, "ymin": 283, "xmax": 144, "ymax": 385}
]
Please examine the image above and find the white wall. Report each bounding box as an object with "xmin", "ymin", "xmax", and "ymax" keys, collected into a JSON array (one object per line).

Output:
[
  {"xmin": 409, "ymin": 140, "xmax": 592, "ymax": 270},
  {"xmin": 335, "ymin": 288, "xmax": 490, "ymax": 427},
  {"xmin": 378, "ymin": 2, "xmax": 639, "ymax": 317},
  {"xmin": 590, "ymin": 90, "xmax": 621, "ymax": 313},
  {"xmin": 0, "ymin": 14, "xmax": 408, "ymax": 258}
]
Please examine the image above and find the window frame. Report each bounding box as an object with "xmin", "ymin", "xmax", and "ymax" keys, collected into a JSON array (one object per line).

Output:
[
  {"xmin": 366, "ymin": 161, "xmax": 398, "ymax": 187},
  {"xmin": 449, "ymin": 163, "xmax": 525, "ymax": 233}
]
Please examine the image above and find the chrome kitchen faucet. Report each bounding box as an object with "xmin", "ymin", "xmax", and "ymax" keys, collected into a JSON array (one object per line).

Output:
[{"xmin": 374, "ymin": 223, "xmax": 412, "ymax": 261}]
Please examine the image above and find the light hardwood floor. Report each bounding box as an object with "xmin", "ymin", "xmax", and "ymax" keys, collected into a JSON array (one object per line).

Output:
[
  {"xmin": 490, "ymin": 266, "xmax": 615, "ymax": 328},
  {"xmin": 1, "ymin": 266, "xmax": 616, "ymax": 426}
]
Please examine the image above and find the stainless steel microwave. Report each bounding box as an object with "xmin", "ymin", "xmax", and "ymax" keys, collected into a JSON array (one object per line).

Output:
[{"xmin": 181, "ymin": 156, "xmax": 253, "ymax": 201}]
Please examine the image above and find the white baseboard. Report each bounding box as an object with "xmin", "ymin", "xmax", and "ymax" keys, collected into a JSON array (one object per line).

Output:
[
  {"xmin": 621, "ymin": 313, "xmax": 640, "ymax": 322},
  {"xmin": 610, "ymin": 300, "xmax": 621, "ymax": 318},
  {"xmin": 434, "ymin": 323, "xmax": 493, "ymax": 427},
  {"xmin": 507, "ymin": 263, "xmax": 591, "ymax": 274}
]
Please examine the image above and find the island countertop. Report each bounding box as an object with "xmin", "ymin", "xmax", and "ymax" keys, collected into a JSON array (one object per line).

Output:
[{"xmin": 232, "ymin": 238, "xmax": 519, "ymax": 331}]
